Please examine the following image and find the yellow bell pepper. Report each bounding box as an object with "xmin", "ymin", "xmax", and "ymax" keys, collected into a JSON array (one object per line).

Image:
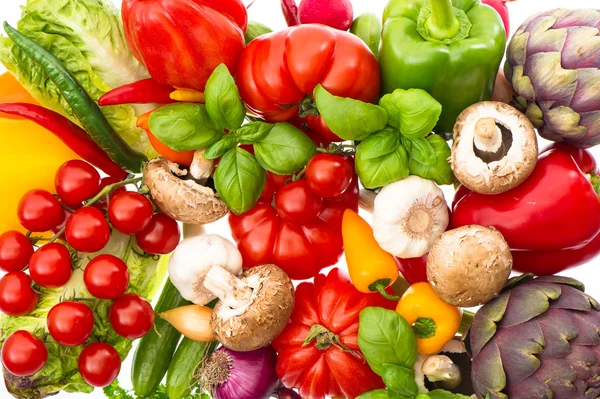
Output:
[
  {"xmin": 342, "ymin": 209, "xmax": 400, "ymax": 300},
  {"xmin": 0, "ymin": 72, "xmax": 78, "ymax": 233},
  {"xmin": 396, "ymin": 282, "xmax": 462, "ymax": 355}
]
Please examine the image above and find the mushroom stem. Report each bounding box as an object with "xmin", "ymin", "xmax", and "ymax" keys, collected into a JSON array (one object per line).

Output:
[
  {"xmin": 359, "ymin": 189, "xmax": 376, "ymax": 213},
  {"xmin": 422, "ymin": 355, "xmax": 462, "ymax": 390},
  {"xmin": 473, "ymin": 117, "xmax": 502, "ymax": 153},
  {"xmin": 190, "ymin": 149, "xmax": 214, "ymax": 184},
  {"xmin": 204, "ymin": 265, "xmax": 252, "ymax": 309}
]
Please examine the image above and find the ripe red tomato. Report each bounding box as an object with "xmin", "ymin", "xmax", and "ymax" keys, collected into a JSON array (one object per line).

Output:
[
  {"xmin": 109, "ymin": 294, "xmax": 154, "ymax": 339},
  {"xmin": 47, "ymin": 302, "xmax": 94, "ymax": 346},
  {"xmin": 84, "ymin": 255, "xmax": 129, "ymax": 299},
  {"xmin": 306, "ymin": 154, "xmax": 353, "ymax": 198},
  {"xmin": 29, "ymin": 243, "xmax": 72, "ymax": 288},
  {"xmin": 18, "ymin": 189, "xmax": 65, "ymax": 232},
  {"xmin": 108, "ymin": 192, "xmax": 153, "ymax": 235},
  {"xmin": 94, "ymin": 176, "xmax": 126, "ymax": 210},
  {"xmin": 65, "ymin": 207, "xmax": 110, "ymax": 253},
  {"xmin": 1, "ymin": 331, "xmax": 47, "ymax": 376},
  {"xmin": 0, "ymin": 271, "xmax": 38, "ymax": 316},
  {"xmin": 0, "ymin": 231, "xmax": 34, "ymax": 272},
  {"xmin": 275, "ymin": 180, "xmax": 323, "ymax": 225},
  {"xmin": 55, "ymin": 160, "xmax": 101, "ymax": 206},
  {"xmin": 78, "ymin": 342, "xmax": 121, "ymax": 387},
  {"xmin": 135, "ymin": 213, "xmax": 180, "ymax": 255}
]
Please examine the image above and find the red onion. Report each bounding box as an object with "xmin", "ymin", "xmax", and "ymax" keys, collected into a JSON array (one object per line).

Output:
[{"xmin": 199, "ymin": 346, "xmax": 279, "ymax": 399}]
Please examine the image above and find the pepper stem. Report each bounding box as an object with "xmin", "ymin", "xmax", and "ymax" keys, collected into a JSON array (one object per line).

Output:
[
  {"xmin": 426, "ymin": 0, "xmax": 461, "ymax": 40},
  {"xmin": 413, "ymin": 317, "xmax": 437, "ymax": 338},
  {"xmin": 369, "ymin": 279, "xmax": 401, "ymax": 301}
]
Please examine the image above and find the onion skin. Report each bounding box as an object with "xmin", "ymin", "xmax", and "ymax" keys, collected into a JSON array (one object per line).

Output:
[{"xmin": 158, "ymin": 305, "xmax": 216, "ymax": 342}]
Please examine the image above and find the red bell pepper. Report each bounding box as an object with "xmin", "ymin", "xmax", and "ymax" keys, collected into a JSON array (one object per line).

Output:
[
  {"xmin": 272, "ymin": 268, "xmax": 394, "ymax": 399},
  {"xmin": 98, "ymin": 78, "xmax": 175, "ymax": 106},
  {"xmin": 452, "ymin": 144, "xmax": 600, "ymax": 275}
]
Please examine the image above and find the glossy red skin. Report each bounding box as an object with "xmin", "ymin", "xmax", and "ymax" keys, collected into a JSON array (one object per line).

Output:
[
  {"xmin": 395, "ymin": 255, "xmax": 428, "ymax": 284},
  {"xmin": 306, "ymin": 154, "xmax": 353, "ymax": 198},
  {"xmin": 94, "ymin": 177, "xmax": 126, "ymax": 211},
  {"xmin": 47, "ymin": 302, "xmax": 94, "ymax": 346},
  {"xmin": 78, "ymin": 342, "xmax": 121, "ymax": 387},
  {"xmin": 65, "ymin": 207, "xmax": 111, "ymax": 253},
  {"xmin": 0, "ymin": 231, "xmax": 33, "ymax": 272},
  {"xmin": 122, "ymin": 0, "xmax": 247, "ymax": 92},
  {"xmin": 108, "ymin": 192, "xmax": 153, "ymax": 235},
  {"xmin": 452, "ymin": 149, "xmax": 600, "ymax": 251},
  {"xmin": 275, "ymin": 180, "xmax": 324, "ymax": 225},
  {"xmin": 29, "ymin": 243, "xmax": 72, "ymax": 288},
  {"xmin": 18, "ymin": 189, "xmax": 65, "ymax": 232},
  {"xmin": 0, "ymin": 272, "xmax": 38, "ymax": 316},
  {"xmin": 482, "ymin": 0, "xmax": 510, "ymax": 38},
  {"xmin": 1, "ymin": 331, "xmax": 47, "ymax": 376},
  {"xmin": 135, "ymin": 213, "xmax": 181, "ymax": 255},
  {"xmin": 272, "ymin": 269, "xmax": 393, "ymax": 399},
  {"xmin": 84, "ymin": 254, "xmax": 130, "ymax": 300},
  {"xmin": 230, "ymin": 170, "xmax": 359, "ymax": 280},
  {"xmin": 236, "ymin": 24, "xmax": 380, "ymax": 141},
  {"xmin": 109, "ymin": 294, "xmax": 155, "ymax": 339},
  {"xmin": 55, "ymin": 160, "xmax": 101, "ymax": 206}
]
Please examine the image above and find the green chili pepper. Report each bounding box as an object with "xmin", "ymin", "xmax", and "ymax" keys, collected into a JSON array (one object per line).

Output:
[
  {"xmin": 379, "ymin": 0, "xmax": 506, "ymax": 135},
  {"xmin": 3, "ymin": 22, "xmax": 147, "ymax": 173}
]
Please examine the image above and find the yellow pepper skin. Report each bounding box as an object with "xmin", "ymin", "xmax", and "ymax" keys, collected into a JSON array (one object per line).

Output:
[
  {"xmin": 396, "ymin": 282, "xmax": 462, "ymax": 355},
  {"xmin": 342, "ymin": 209, "xmax": 400, "ymax": 300}
]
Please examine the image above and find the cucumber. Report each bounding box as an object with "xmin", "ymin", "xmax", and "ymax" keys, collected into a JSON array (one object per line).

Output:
[
  {"xmin": 166, "ymin": 338, "xmax": 218, "ymax": 399},
  {"xmin": 131, "ymin": 279, "xmax": 190, "ymax": 396}
]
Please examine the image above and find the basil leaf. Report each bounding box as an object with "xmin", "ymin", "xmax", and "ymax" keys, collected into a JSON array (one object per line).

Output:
[
  {"xmin": 254, "ymin": 122, "xmax": 317, "ymax": 174},
  {"xmin": 205, "ymin": 64, "xmax": 246, "ymax": 130},
  {"xmin": 204, "ymin": 135, "xmax": 238, "ymax": 160},
  {"xmin": 403, "ymin": 135, "xmax": 455, "ymax": 185},
  {"xmin": 355, "ymin": 128, "xmax": 409, "ymax": 189},
  {"xmin": 149, "ymin": 103, "xmax": 223, "ymax": 151},
  {"xmin": 236, "ymin": 122, "xmax": 273, "ymax": 144},
  {"xmin": 214, "ymin": 147, "xmax": 266, "ymax": 215},
  {"xmin": 245, "ymin": 21, "xmax": 272, "ymax": 44},
  {"xmin": 357, "ymin": 390, "xmax": 392, "ymax": 399},
  {"xmin": 314, "ymin": 84, "xmax": 388, "ymax": 141},
  {"xmin": 426, "ymin": 390, "xmax": 472, "ymax": 399},
  {"xmin": 358, "ymin": 307, "xmax": 418, "ymax": 376},
  {"xmin": 379, "ymin": 89, "xmax": 442, "ymax": 139},
  {"xmin": 381, "ymin": 364, "xmax": 418, "ymax": 397}
]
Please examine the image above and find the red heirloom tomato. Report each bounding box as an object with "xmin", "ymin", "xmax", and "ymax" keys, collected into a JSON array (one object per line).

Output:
[
  {"xmin": 122, "ymin": 0, "xmax": 247, "ymax": 92},
  {"xmin": 0, "ymin": 271, "xmax": 38, "ymax": 316},
  {"xmin": 272, "ymin": 268, "xmax": 394, "ymax": 399},
  {"xmin": 0, "ymin": 230, "xmax": 34, "ymax": 272},
  {"xmin": 78, "ymin": 342, "xmax": 121, "ymax": 387},
  {"xmin": 275, "ymin": 180, "xmax": 323, "ymax": 225},
  {"xmin": 47, "ymin": 302, "xmax": 94, "ymax": 346},
  {"xmin": 29, "ymin": 243, "xmax": 72, "ymax": 288},
  {"xmin": 236, "ymin": 24, "xmax": 380, "ymax": 141},
  {"xmin": 1, "ymin": 331, "xmax": 47, "ymax": 376}
]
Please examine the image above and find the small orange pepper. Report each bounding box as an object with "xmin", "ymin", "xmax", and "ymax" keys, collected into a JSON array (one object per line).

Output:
[
  {"xmin": 137, "ymin": 110, "xmax": 195, "ymax": 167},
  {"xmin": 396, "ymin": 282, "xmax": 462, "ymax": 355}
]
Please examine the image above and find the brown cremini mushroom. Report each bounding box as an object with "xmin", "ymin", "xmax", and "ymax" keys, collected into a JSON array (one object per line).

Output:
[
  {"xmin": 144, "ymin": 150, "xmax": 228, "ymax": 224},
  {"xmin": 451, "ymin": 102, "xmax": 538, "ymax": 195},
  {"xmin": 427, "ymin": 225, "xmax": 512, "ymax": 307}
]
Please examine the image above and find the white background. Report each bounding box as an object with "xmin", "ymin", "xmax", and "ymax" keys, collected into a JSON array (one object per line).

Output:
[{"xmin": 0, "ymin": 0, "xmax": 599, "ymax": 398}]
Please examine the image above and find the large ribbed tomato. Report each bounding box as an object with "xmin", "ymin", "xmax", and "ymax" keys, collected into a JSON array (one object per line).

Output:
[{"xmin": 236, "ymin": 24, "xmax": 380, "ymax": 141}]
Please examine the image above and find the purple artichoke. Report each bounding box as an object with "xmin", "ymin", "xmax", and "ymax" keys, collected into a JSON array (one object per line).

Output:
[
  {"xmin": 504, "ymin": 9, "xmax": 600, "ymax": 148},
  {"xmin": 469, "ymin": 274, "xmax": 600, "ymax": 399}
]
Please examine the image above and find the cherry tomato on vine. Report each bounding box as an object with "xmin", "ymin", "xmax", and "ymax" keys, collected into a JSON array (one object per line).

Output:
[
  {"xmin": 306, "ymin": 154, "xmax": 354, "ymax": 198},
  {"xmin": 0, "ymin": 271, "xmax": 38, "ymax": 316},
  {"xmin": 1, "ymin": 331, "xmax": 47, "ymax": 376},
  {"xmin": 109, "ymin": 294, "xmax": 154, "ymax": 339},
  {"xmin": 51, "ymin": 209, "xmax": 72, "ymax": 240},
  {"xmin": 135, "ymin": 214, "xmax": 180, "ymax": 255},
  {"xmin": 29, "ymin": 243, "xmax": 72, "ymax": 288},
  {"xmin": 55, "ymin": 160, "xmax": 101, "ymax": 206},
  {"xmin": 17, "ymin": 189, "xmax": 65, "ymax": 232},
  {"xmin": 0, "ymin": 231, "xmax": 34, "ymax": 272},
  {"xmin": 78, "ymin": 342, "xmax": 121, "ymax": 387},
  {"xmin": 275, "ymin": 180, "xmax": 323, "ymax": 225},
  {"xmin": 65, "ymin": 207, "xmax": 110, "ymax": 253},
  {"xmin": 47, "ymin": 302, "xmax": 94, "ymax": 346},
  {"xmin": 84, "ymin": 255, "xmax": 129, "ymax": 300},
  {"xmin": 94, "ymin": 177, "xmax": 126, "ymax": 210},
  {"xmin": 108, "ymin": 192, "xmax": 153, "ymax": 235}
]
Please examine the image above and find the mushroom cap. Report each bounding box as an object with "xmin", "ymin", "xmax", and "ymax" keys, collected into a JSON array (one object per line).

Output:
[
  {"xmin": 451, "ymin": 102, "xmax": 538, "ymax": 195},
  {"xmin": 427, "ymin": 225, "xmax": 512, "ymax": 307},
  {"xmin": 211, "ymin": 264, "xmax": 295, "ymax": 352},
  {"xmin": 144, "ymin": 157, "xmax": 228, "ymax": 224}
]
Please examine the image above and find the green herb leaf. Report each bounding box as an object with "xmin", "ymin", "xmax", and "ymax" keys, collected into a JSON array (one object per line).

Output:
[
  {"xmin": 357, "ymin": 389, "xmax": 392, "ymax": 399},
  {"xmin": 236, "ymin": 122, "xmax": 274, "ymax": 144},
  {"xmin": 358, "ymin": 307, "xmax": 419, "ymax": 376},
  {"xmin": 244, "ymin": 21, "xmax": 272, "ymax": 44},
  {"xmin": 402, "ymin": 135, "xmax": 455, "ymax": 185},
  {"xmin": 382, "ymin": 364, "xmax": 419, "ymax": 397},
  {"xmin": 355, "ymin": 128, "xmax": 409, "ymax": 189},
  {"xmin": 254, "ymin": 122, "xmax": 317, "ymax": 174},
  {"xmin": 204, "ymin": 64, "xmax": 246, "ymax": 130},
  {"xmin": 426, "ymin": 390, "xmax": 473, "ymax": 399},
  {"xmin": 379, "ymin": 89, "xmax": 442, "ymax": 139},
  {"xmin": 204, "ymin": 134, "xmax": 238, "ymax": 160},
  {"xmin": 314, "ymin": 84, "xmax": 388, "ymax": 141},
  {"xmin": 350, "ymin": 12, "xmax": 382, "ymax": 57},
  {"xmin": 412, "ymin": 317, "xmax": 437, "ymax": 339},
  {"xmin": 214, "ymin": 147, "xmax": 266, "ymax": 215},
  {"xmin": 148, "ymin": 103, "xmax": 223, "ymax": 151}
]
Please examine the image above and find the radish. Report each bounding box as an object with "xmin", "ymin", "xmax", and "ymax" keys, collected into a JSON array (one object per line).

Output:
[{"xmin": 281, "ymin": 0, "xmax": 354, "ymax": 31}]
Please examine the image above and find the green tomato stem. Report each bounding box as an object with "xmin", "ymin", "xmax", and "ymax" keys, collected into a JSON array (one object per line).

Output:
[
  {"xmin": 426, "ymin": 0, "xmax": 462, "ymax": 40},
  {"xmin": 84, "ymin": 176, "xmax": 143, "ymax": 207}
]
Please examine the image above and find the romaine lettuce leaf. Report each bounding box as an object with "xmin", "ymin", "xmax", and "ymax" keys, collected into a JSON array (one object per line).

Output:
[
  {"xmin": 0, "ymin": 232, "xmax": 164, "ymax": 398},
  {"xmin": 0, "ymin": 0, "xmax": 158, "ymax": 158}
]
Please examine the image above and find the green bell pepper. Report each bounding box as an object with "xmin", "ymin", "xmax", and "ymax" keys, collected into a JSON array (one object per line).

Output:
[{"xmin": 380, "ymin": 0, "xmax": 506, "ymax": 135}]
